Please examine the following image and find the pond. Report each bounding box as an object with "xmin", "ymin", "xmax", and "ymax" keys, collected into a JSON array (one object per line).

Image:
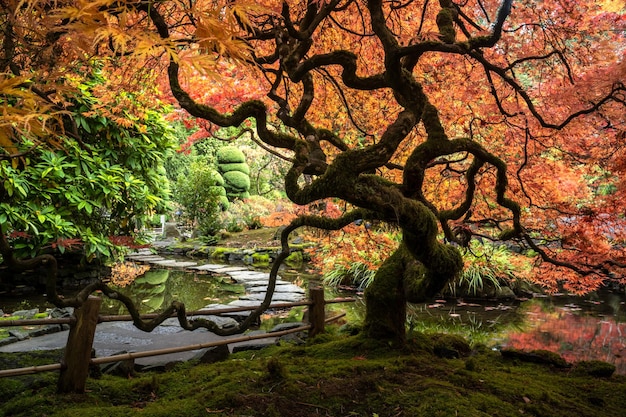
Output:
[
  {"xmin": 0, "ymin": 269, "xmax": 245, "ymax": 316},
  {"xmin": 399, "ymin": 292, "xmax": 626, "ymax": 375},
  {"xmin": 99, "ymin": 269, "xmax": 245, "ymax": 315}
]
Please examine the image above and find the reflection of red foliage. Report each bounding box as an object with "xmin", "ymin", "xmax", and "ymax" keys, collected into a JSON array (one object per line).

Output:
[
  {"xmin": 503, "ymin": 303, "xmax": 626, "ymax": 375},
  {"xmin": 108, "ymin": 235, "xmax": 151, "ymax": 249}
]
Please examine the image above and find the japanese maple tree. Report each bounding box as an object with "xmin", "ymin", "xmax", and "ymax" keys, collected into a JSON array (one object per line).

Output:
[
  {"xmin": 2, "ymin": 0, "xmax": 625, "ymax": 346},
  {"xmin": 145, "ymin": 0, "xmax": 624, "ymax": 343}
]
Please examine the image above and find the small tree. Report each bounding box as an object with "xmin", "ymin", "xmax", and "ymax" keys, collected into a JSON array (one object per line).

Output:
[{"xmin": 174, "ymin": 161, "xmax": 226, "ymax": 236}]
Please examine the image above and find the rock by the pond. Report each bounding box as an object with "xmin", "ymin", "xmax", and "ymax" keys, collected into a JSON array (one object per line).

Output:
[
  {"xmin": 10, "ymin": 309, "xmax": 39, "ymax": 319},
  {"xmin": 230, "ymin": 330, "xmax": 277, "ymax": 353},
  {"xmin": 163, "ymin": 223, "xmax": 181, "ymax": 238},
  {"xmin": 100, "ymin": 351, "xmax": 135, "ymax": 377},
  {"xmin": 192, "ymin": 344, "xmax": 230, "ymax": 364}
]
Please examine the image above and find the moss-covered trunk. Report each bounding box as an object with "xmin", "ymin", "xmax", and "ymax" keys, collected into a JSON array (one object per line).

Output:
[
  {"xmin": 364, "ymin": 241, "xmax": 460, "ymax": 345},
  {"xmin": 363, "ymin": 247, "xmax": 408, "ymax": 344}
]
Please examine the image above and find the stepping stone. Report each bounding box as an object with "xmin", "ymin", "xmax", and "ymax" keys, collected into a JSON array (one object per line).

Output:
[
  {"xmin": 240, "ymin": 292, "xmax": 305, "ymax": 303},
  {"xmin": 128, "ymin": 255, "xmax": 166, "ymax": 262},
  {"xmin": 151, "ymin": 260, "xmax": 198, "ymax": 268},
  {"xmin": 188, "ymin": 264, "xmax": 233, "ymax": 271},
  {"xmin": 229, "ymin": 271, "xmax": 269, "ymax": 279},
  {"xmin": 215, "ymin": 266, "xmax": 251, "ymax": 273},
  {"xmin": 227, "ymin": 300, "xmax": 264, "ymax": 308},
  {"xmin": 201, "ymin": 304, "xmax": 253, "ymax": 321},
  {"xmin": 243, "ymin": 280, "xmax": 290, "ymax": 287},
  {"xmin": 127, "ymin": 250, "xmax": 154, "ymax": 257},
  {"xmin": 246, "ymin": 284, "xmax": 305, "ymax": 294}
]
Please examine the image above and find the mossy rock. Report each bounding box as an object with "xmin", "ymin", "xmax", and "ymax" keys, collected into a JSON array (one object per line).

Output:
[
  {"xmin": 223, "ymin": 171, "xmax": 251, "ymax": 191},
  {"xmin": 217, "ymin": 146, "xmax": 246, "ymax": 164},
  {"xmin": 219, "ymin": 162, "xmax": 250, "ymax": 175},
  {"xmin": 501, "ymin": 348, "xmax": 569, "ymax": 369},
  {"xmin": 573, "ymin": 360, "xmax": 616, "ymax": 378},
  {"xmin": 431, "ymin": 334, "xmax": 472, "ymax": 358},
  {"xmin": 251, "ymin": 252, "xmax": 270, "ymax": 266},
  {"xmin": 285, "ymin": 250, "xmax": 303, "ymax": 268},
  {"xmin": 210, "ymin": 247, "xmax": 228, "ymax": 261}
]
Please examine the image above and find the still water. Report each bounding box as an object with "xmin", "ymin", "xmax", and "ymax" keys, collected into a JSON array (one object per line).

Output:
[{"xmin": 401, "ymin": 292, "xmax": 626, "ymax": 375}]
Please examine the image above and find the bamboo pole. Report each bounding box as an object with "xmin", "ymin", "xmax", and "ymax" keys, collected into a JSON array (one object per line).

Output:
[{"xmin": 0, "ymin": 363, "xmax": 62, "ymax": 378}]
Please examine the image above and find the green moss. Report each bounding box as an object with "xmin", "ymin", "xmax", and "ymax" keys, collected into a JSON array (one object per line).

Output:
[
  {"xmin": 210, "ymin": 247, "xmax": 228, "ymax": 261},
  {"xmin": 251, "ymin": 252, "xmax": 270, "ymax": 266},
  {"xmin": 436, "ymin": 8, "xmax": 456, "ymax": 43},
  {"xmin": 573, "ymin": 360, "xmax": 616, "ymax": 378},
  {"xmin": 431, "ymin": 333, "xmax": 472, "ymax": 358},
  {"xmin": 2, "ymin": 334, "xmax": 626, "ymax": 417},
  {"xmin": 284, "ymin": 250, "xmax": 303, "ymax": 268}
]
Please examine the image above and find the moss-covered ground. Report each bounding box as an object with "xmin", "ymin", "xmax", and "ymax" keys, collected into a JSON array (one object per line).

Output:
[{"xmin": 1, "ymin": 330, "xmax": 625, "ymax": 417}]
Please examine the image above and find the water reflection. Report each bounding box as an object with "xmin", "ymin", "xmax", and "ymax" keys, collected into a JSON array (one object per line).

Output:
[
  {"xmin": 101, "ymin": 269, "xmax": 245, "ymax": 315},
  {"xmin": 501, "ymin": 297, "xmax": 626, "ymax": 375}
]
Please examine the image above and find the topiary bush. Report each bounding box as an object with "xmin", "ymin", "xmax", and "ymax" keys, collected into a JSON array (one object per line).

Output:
[
  {"xmin": 217, "ymin": 146, "xmax": 246, "ymax": 164},
  {"xmin": 222, "ymin": 170, "xmax": 251, "ymax": 191},
  {"xmin": 219, "ymin": 162, "xmax": 250, "ymax": 175},
  {"xmin": 217, "ymin": 146, "xmax": 251, "ymax": 201}
]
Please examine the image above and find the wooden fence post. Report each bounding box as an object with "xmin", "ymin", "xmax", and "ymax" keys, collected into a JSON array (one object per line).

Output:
[
  {"xmin": 308, "ymin": 286, "xmax": 325, "ymax": 337},
  {"xmin": 58, "ymin": 296, "xmax": 102, "ymax": 394}
]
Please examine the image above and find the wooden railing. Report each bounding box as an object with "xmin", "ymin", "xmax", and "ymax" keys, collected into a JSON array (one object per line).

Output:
[{"xmin": 0, "ymin": 287, "xmax": 355, "ymax": 393}]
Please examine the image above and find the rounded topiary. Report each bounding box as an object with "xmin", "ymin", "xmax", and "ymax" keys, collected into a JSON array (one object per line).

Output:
[
  {"xmin": 216, "ymin": 146, "xmax": 251, "ymax": 201},
  {"xmin": 217, "ymin": 146, "xmax": 246, "ymax": 164},
  {"xmin": 210, "ymin": 170, "xmax": 226, "ymax": 187},
  {"xmin": 209, "ymin": 185, "xmax": 227, "ymax": 196},
  {"xmin": 219, "ymin": 162, "xmax": 250, "ymax": 175},
  {"xmin": 223, "ymin": 170, "xmax": 251, "ymax": 192}
]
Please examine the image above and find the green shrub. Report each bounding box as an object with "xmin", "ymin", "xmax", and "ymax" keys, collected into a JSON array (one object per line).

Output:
[
  {"xmin": 446, "ymin": 241, "xmax": 518, "ymax": 297},
  {"xmin": 219, "ymin": 162, "xmax": 250, "ymax": 175},
  {"xmin": 174, "ymin": 164, "xmax": 225, "ymax": 236},
  {"xmin": 218, "ymin": 196, "xmax": 274, "ymax": 232},
  {"xmin": 223, "ymin": 170, "xmax": 251, "ymax": 192},
  {"xmin": 217, "ymin": 146, "xmax": 246, "ymax": 164}
]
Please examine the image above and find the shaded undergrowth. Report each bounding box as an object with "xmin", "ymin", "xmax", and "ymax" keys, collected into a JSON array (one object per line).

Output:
[{"xmin": 2, "ymin": 331, "xmax": 625, "ymax": 417}]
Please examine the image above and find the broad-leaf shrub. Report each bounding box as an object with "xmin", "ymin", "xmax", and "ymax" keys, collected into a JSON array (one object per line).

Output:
[{"xmin": 0, "ymin": 67, "xmax": 174, "ymax": 261}]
